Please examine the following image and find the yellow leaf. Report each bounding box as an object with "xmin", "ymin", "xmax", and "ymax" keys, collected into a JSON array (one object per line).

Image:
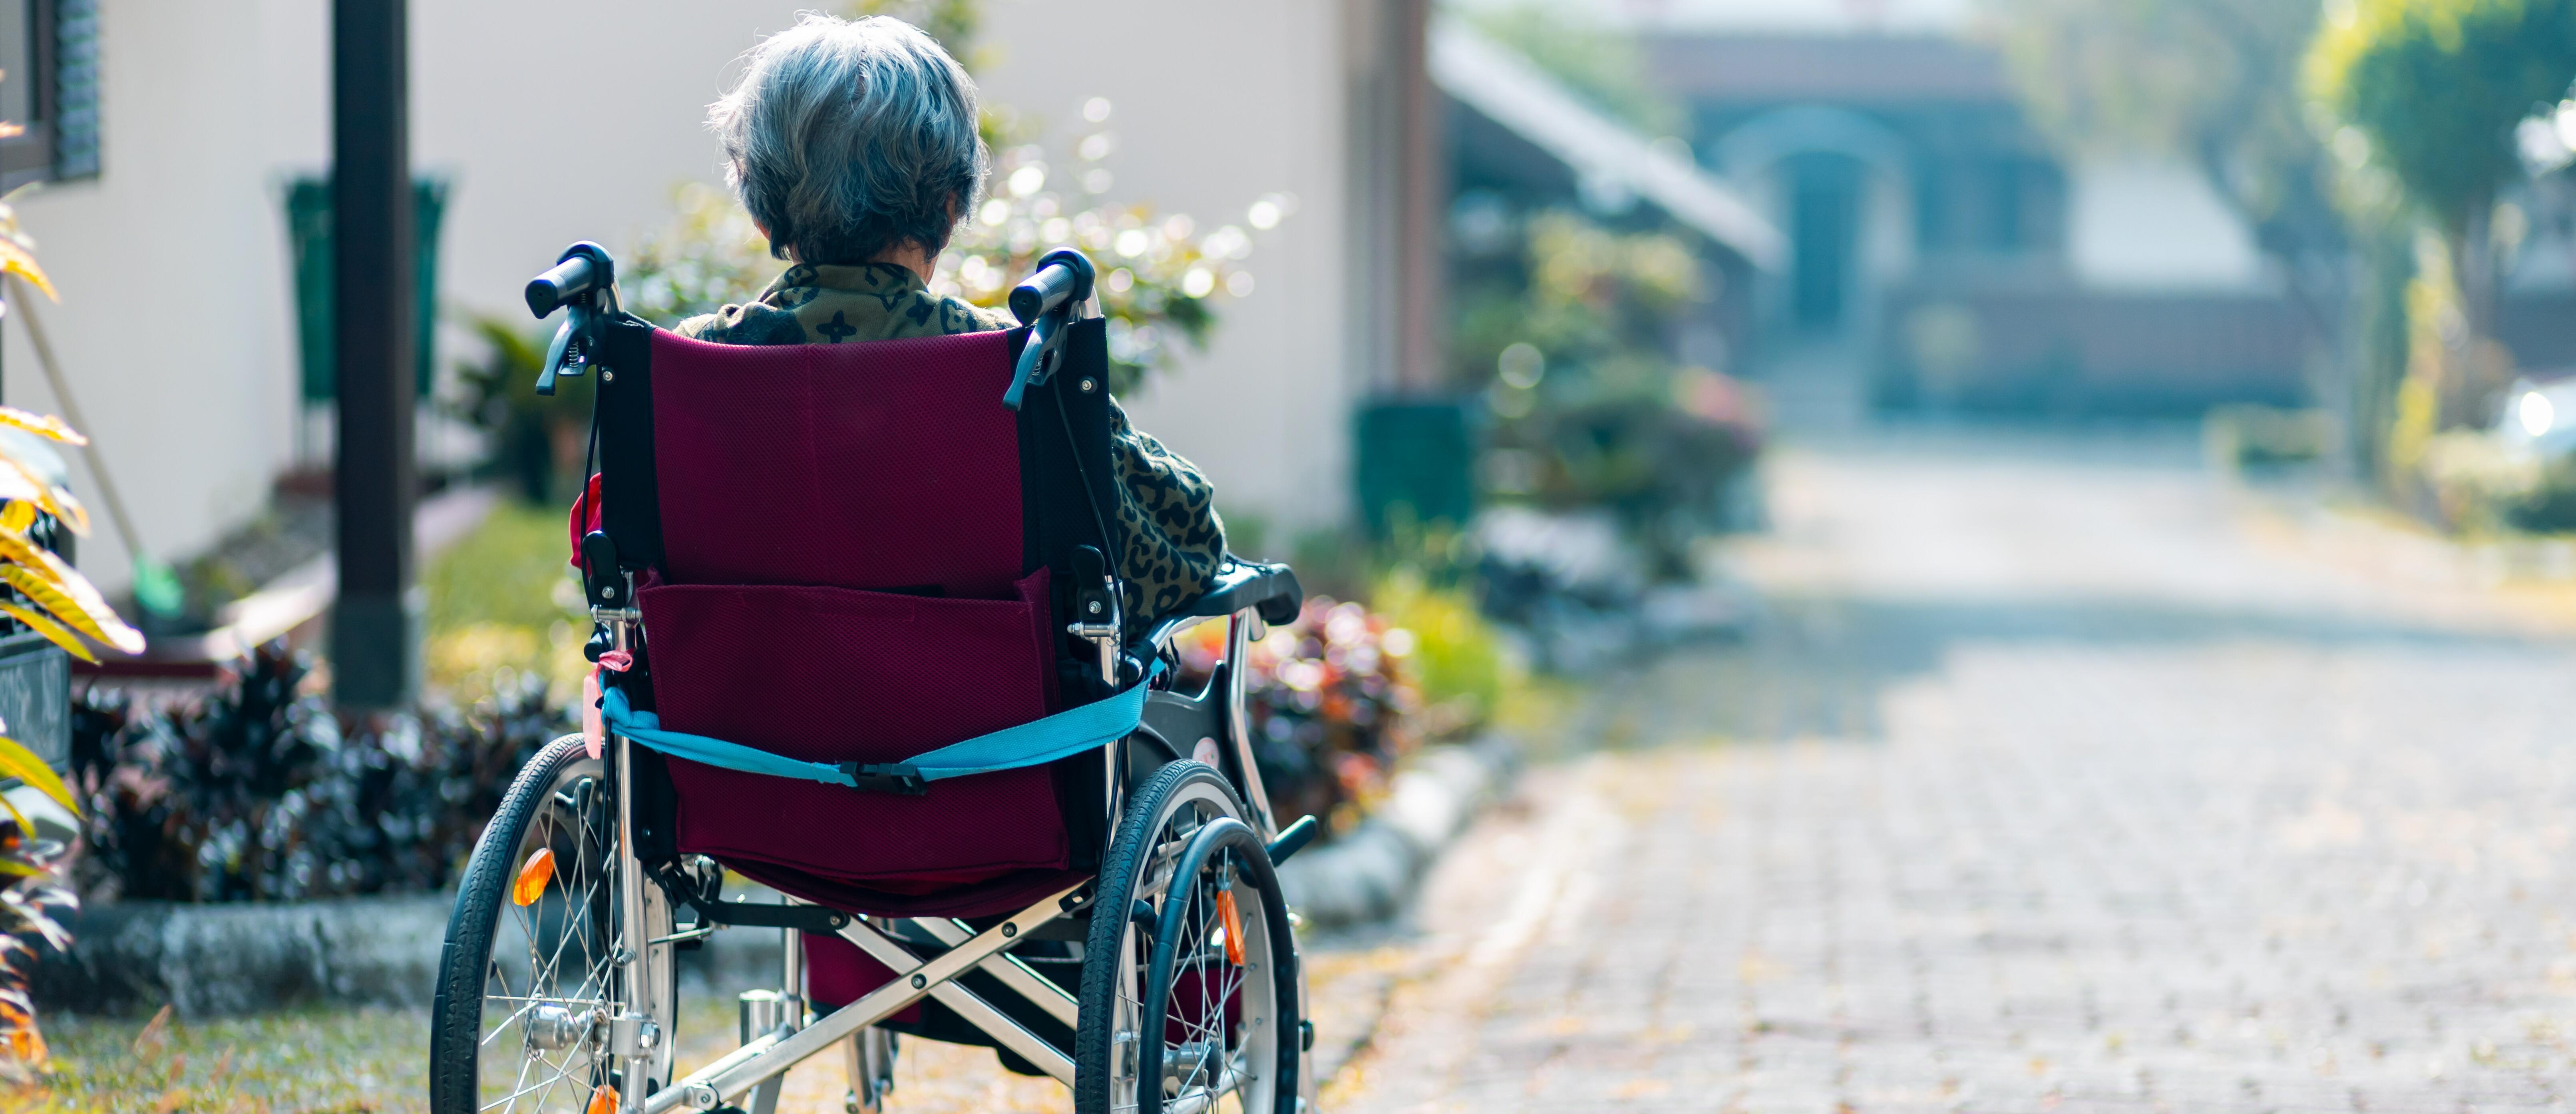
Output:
[
  {"xmin": 0, "ymin": 528, "xmax": 54, "ymax": 582},
  {"xmin": 0, "ymin": 408, "xmax": 84, "ymax": 446},
  {"xmin": 0, "ymin": 452, "xmax": 80, "ymax": 536},
  {"xmin": 0, "ymin": 601, "xmax": 93, "ymax": 666},
  {"xmin": 0, "ymin": 995, "xmax": 45, "ymax": 1067},
  {"xmin": 0, "ymin": 567, "xmax": 87, "ymax": 639},
  {"xmin": 0, "ymin": 502, "xmax": 33, "ymax": 534},
  {"xmin": 0, "ymin": 525, "xmax": 137, "ymax": 652},
  {"xmin": 0, "ymin": 564, "xmax": 141, "ymax": 655},
  {"xmin": 40, "ymin": 484, "xmax": 84, "ymax": 536},
  {"xmin": 0, "ymin": 240, "xmax": 55, "ymax": 303},
  {"xmin": 0, "ymin": 735, "xmax": 71, "ymax": 817},
  {"xmin": 0, "ymin": 537, "xmax": 136, "ymax": 647}
]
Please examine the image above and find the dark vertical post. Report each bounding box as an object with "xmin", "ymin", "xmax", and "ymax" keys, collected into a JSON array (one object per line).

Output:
[
  {"xmin": 1393, "ymin": 0, "xmax": 1444, "ymax": 392},
  {"xmin": 329, "ymin": 0, "xmax": 417, "ymax": 709}
]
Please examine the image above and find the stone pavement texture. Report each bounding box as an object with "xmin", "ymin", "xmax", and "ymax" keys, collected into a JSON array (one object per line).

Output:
[{"xmin": 1329, "ymin": 430, "xmax": 2576, "ymax": 1114}]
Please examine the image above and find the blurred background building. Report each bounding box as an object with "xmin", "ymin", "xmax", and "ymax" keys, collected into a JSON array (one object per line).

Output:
[
  {"xmin": 1454, "ymin": 0, "xmax": 2576, "ymax": 429},
  {"xmin": 0, "ymin": 0, "xmax": 1448, "ymax": 609},
  {"xmin": 1453, "ymin": 0, "xmax": 2296, "ymax": 422},
  {"xmin": 11, "ymin": 0, "xmax": 2576, "ymax": 643}
]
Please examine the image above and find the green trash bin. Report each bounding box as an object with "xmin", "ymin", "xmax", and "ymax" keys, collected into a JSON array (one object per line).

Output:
[
  {"xmin": 285, "ymin": 175, "xmax": 450, "ymax": 402},
  {"xmin": 1355, "ymin": 398, "xmax": 1477, "ymax": 538}
]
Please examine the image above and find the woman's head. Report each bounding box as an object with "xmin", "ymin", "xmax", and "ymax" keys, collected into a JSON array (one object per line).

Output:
[{"xmin": 710, "ymin": 14, "xmax": 985, "ymax": 266}]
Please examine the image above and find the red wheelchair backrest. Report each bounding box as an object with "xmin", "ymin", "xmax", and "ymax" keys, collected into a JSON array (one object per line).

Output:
[
  {"xmin": 626, "ymin": 326, "xmax": 1090, "ymax": 919},
  {"xmin": 646, "ymin": 328, "xmax": 1024, "ymax": 598}
]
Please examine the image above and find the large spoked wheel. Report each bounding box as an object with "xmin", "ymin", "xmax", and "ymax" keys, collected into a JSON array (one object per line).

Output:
[
  {"xmin": 1076, "ymin": 761, "xmax": 1300, "ymax": 1114},
  {"xmin": 429, "ymin": 736, "xmax": 676, "ymax": 1113}
]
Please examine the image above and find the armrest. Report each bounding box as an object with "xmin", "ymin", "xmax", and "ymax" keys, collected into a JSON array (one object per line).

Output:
[
  {"xmin": 1136, "ymin": 558, "xmax": 1305, "ymax": 652},
  {"xmin": 1190, "ymin": 558, "xmax": 1303, "ymax": 625}
]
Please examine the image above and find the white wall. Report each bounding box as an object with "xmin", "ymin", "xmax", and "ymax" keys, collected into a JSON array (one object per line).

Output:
[
  {"xmin": 975, "ymin": 0, "xmax": 1357, "ymax": 538},
  {"xmin": 3, "ymin": 0, "xmax": 310, "ymax": 595},
  {"xmin": 412, "ymin": 0, "xmax": 814, "ymax": 331},
  {"xmin": 2066, "ymin": 158, "xmax": 2269, "ymax": 293},
  {"xmin": 9, "ymin": 1, "xmax": 1353, "ymax": 594}
]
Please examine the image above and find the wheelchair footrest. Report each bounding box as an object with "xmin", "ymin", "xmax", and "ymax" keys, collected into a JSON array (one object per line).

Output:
[
  {"xmin": 690, "ymin": 898, "xmax": 852, "ymax": 933},
  {"xmin": 1266, "ymin": 814, "xmax": 1320, "ymax": 866},
  {"xmin": 840, "ymin": 762, "xmax": 928, "ymax": 795}
]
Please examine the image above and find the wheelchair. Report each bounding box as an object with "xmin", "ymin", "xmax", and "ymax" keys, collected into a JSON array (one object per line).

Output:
[{"xmin": 427, "ymin": 242, "xmax": 1316, "ymax": 1114}]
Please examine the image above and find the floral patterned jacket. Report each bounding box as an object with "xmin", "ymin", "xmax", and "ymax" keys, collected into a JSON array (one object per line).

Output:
[{"xmin": 673, "ymin": 262, "xmax": 1228, "ymax": 628}]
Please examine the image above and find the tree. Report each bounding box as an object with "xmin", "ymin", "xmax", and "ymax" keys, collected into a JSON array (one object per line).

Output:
[
  {"xmin": 2309, "ymin": 0, "xmax": 2576, "ymax": 426},
  {"xmin": 1980, "ymin": 0, "xmax": 2350, "ymax": 371}
]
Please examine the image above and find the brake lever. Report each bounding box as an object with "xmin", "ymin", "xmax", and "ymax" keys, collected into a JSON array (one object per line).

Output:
[
  {"xmin": 535, "ymin": 299, "xmax": 600, "ymax": 397},
  {"xmin": 1002, "ymin": 310, "xmax": 1066, "ymax": 411}
]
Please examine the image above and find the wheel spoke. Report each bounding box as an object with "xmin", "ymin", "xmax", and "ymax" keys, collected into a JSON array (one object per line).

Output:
[{"xmin": 458, "ymin": 755, "xmax": 662, "ymax": 1114}]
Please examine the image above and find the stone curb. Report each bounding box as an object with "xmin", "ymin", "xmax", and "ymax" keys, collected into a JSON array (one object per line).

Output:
[
  {"xmin": 36, "ymin": 893, "xmax": 456, "ymax": 1017},
  {"xmin": 38, "ymin": 739, "xmax": 1515, "ymax": 1016},
  {"xmin": 1274, "ymin": 736, "xmax": 1518, "ymax": 930}
]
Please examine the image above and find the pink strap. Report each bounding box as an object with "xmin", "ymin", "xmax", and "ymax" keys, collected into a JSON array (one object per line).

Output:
[{"xmin": 581, "ymin": 672, "xmax": 605, "ymax": 759}]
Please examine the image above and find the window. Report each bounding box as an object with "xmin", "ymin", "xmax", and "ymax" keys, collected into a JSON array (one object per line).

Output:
[{"xmin": 0, "ymin": 0, "xmax": 97, "ymax": 189}]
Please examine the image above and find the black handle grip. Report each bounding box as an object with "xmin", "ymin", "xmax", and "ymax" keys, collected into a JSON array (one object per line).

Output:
[
  {"xmin": 526, "ymin": 255, "xmax": 598, "ymax": 319},
  {"xmin": 1009, "ymin": 263, "xmax": 1078, "ymax": 324},
  {"xmin": 1008, "ymin": 248, "xmax": 1098, "ymax": 324}
]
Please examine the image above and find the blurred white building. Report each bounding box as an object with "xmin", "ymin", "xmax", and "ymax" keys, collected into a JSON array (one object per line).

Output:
[
  {"xmin": 1450, "ymin": 0, "xmax": 2311, "ymax": 419},
  {"xmin": 0, "ymin": 0, "xmax": 1435, "ymax": 598}
]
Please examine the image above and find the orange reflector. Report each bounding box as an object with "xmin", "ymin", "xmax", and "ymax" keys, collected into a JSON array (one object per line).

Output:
[
  {"xmin": 513, "ymin": 847, "xmax": 555, "ymax": 907},
  {"xmin": 1215, "ymin": 887, "xmax": 1245, "ymax": 967},
  {"xmin": 586, "ymin": 1082, "xmax": 619, "ymax": 1114}
]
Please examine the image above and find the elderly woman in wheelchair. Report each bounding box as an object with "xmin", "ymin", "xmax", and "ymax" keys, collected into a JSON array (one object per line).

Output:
[{"xmin": 427, "ymin": 14, "xmax": 1313, "ymax": 1114}]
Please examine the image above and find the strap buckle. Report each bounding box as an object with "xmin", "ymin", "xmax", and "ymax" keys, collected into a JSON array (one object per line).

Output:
[{"xmin": 841, "ymin": 762, "xmax": 929, "ymax": 796}]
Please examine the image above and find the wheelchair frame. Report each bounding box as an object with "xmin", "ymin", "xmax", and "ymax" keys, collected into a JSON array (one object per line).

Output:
[
  {"xmin": 609, "ymin": 610, "xmax": 1293, "ymax": 1114},
  {"xmin": 456, "ymin": 243, "xmax": 1315, "ymax": 1114}
]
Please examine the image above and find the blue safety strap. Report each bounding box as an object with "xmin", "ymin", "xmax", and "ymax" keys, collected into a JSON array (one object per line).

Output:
[{"xmin": 598, "ymin": 660, "xmax": 1165, "ymax": 789}]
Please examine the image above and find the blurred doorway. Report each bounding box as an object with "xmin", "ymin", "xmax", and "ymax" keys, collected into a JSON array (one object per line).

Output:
[{"xmin": 1788, "ymin": 151, "xmax": 1863, "ymax": 335}]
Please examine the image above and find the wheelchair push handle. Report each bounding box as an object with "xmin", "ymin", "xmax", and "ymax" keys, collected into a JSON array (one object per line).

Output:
[
  {"xmin": 1002, "ymin": 249, "xmax": 1099, "ymax": 411},
  {"xmin": 525, "ymin": 242, "xmax": 622, "ymax": 395},
  {"xmin": 526, "ymin": 241, "xmax": 615, "ymax": 319},
  {"xmin": 1009, "ymin": 249, "xmax": 1097, "ymax": 325}
]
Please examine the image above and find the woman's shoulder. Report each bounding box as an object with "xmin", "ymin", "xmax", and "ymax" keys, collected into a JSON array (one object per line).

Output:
[
  {"xmin": 918, "ymin": 293, "xmax": 1017, "ymax": 336},
  {"xmin": 669, "ymin": 265, "xmax": 1018, "ymax": 344},
  {"xmin": 673, "ymin": 301, "xmax": 809, "ymax": 345}
]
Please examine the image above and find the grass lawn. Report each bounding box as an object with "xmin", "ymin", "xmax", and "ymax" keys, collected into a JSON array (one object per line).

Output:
[
  {"xmin": 26, "ymin": 1006, "xmax": 430, "ymax": 1113},
  {"xmin": 16, "ymin": 931, "xmax": 1386, "ymax": 1112},
  {"xmin": 14, "ymin": 998, "xmax": 1067, "ymax": 1114},
  {"xmin": 422, "ymin": 499, "xmax": 589, "ymax": 705}
]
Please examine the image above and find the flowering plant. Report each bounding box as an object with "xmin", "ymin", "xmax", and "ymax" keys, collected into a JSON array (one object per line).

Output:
[
  {"xmin": 933, "ymin": 110, "xmax": 1289, "ymax": 393},
  {"xmin": 616, "ymin": 105, "xmax": 1287, "ymax": 398},
  {"xmin": 1177, "ymin": 599, "xmax": 1419, "ymax": 836}
]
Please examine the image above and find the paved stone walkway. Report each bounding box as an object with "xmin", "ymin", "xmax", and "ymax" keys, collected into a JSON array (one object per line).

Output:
[{"xmin": 1330, "ymin": 431, "xmax": 2576, "ymax": 1114}]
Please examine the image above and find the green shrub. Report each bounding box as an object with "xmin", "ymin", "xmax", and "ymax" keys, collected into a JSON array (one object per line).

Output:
[{"xmin": 1370, "ymin": 568, "xmax": 1508, "ymax": 733}]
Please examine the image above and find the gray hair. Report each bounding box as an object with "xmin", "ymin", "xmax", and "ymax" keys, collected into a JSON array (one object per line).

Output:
[{"xmin": 710, "ymin": 14, "xmax": 986, "ymax": 265}]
